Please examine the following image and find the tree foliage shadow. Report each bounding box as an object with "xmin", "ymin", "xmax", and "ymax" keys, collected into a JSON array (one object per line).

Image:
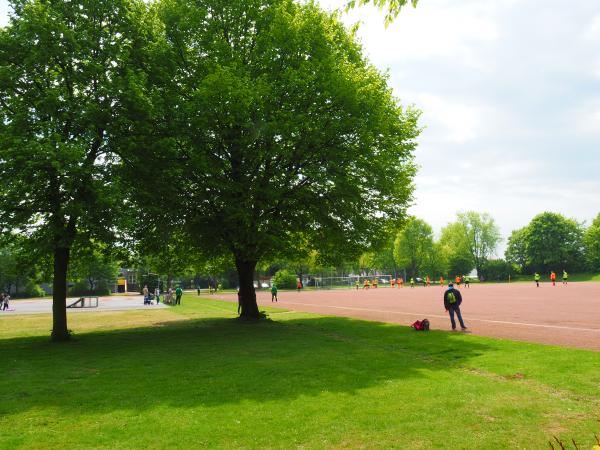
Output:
[{"xmin": 0, "ymin": 315, "xmax": 490, "ymax": 416}]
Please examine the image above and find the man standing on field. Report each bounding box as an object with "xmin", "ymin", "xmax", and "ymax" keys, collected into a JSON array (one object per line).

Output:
[
  {"xmin": 175, "ymin": 286, "xmax": 183, "ymax": 305},
  {"xmin": 550, "ymin": 271, "xmax": 556, "ymax": 286},
  {"xmin": 444, "ymin": 283, "xmax": 467, "ymax": 331}
]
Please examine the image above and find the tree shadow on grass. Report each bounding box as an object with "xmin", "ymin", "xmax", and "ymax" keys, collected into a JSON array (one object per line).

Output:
[{"xmin": 0, "ymin": 315, "xmax": 490, "ymax": 416}]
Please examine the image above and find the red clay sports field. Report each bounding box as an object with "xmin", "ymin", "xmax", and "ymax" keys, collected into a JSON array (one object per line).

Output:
[{"xmin": 215, "ymin": 282, "xmax": 600, "ymax": 351}]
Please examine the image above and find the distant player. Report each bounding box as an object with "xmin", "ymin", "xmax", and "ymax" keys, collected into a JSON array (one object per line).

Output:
[
  {"xmin": 363, "ymin": 279, "xmax": 370, "ymax": 289},
  {"xmin": 464, "ymin": 276, "xmax": 470, "ymax": 288},
  {"xmin": 550, "ymin": 271, "xmax": 556, "ymax": 287},
  {"xmin": 398, "ymin": 277, "xmax": 403, "ymax": 288},
  {"xmin": 534, "ymin": 272, "xmax": 540, "ymax": 287},
  {"xmin": 455, "ymin": 275, "xmax": 461, "ymax": 288},
  {"xmin": 562, "ymin": 270, "xmax": 568, "ymax": 285},
  {"xmin": 426, "ymin": 275, "xmax": 430, "ymax": 287},
  {"xmin": 372, "ymin": 278, "xmax": 378, "ymax": 289},
  {"xmin": 410, "ymin": 277, "xmax": 415, "ymax": 288},
  {"xmin": 439, "ymin": 276, "xmax": 445, "ymax": 287},
  {"xmin": 271, "ymin": 283, "xmax": 278, "ymax": 302},
  {"xmin": 355, "ymin": 280, "xmax": 360, "ymax": 290},
  {"xmin": 297, "ymin": 279, "xmax": 303, "ymax": 292},
  {"xmin": 390, "ymin": 278, "xmax": 396, "ymax": 288}
]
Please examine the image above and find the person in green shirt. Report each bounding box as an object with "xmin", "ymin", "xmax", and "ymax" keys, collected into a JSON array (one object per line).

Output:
[
  {"xmin": 562, "ymin": 270, "xmax": 568, "ymax": 285},
  {"xmin": 410, "ymin": 277, "xmax": 415, "ymax": 288},
  {"xmin": 534, "ymin": 272, "xmax": 540, "ymax": 287},
  {"xmin": 355, "ymin": 280, "xmax": 360, "ymax": 290},
  {"xmin": 175, "ymin": 286, "xmax": 183, "ymax": 305},
  {"xmin": 271, "ymin": 283, "xmax": 278, "ymax": 302}
]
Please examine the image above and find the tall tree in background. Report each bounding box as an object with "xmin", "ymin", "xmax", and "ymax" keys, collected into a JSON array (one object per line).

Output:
[
  {"xmin": 505, "ymin": 227, "xmax": 528, "ymax": 273},
  {"xmin": 0, "ymin": 0, "xmax": 149, "ymax": 340},
  {"xmin": 523, "ymin": 212, "xmax": 585, "ymax": 273},
  {"xmin": 584, "ymin": 213, "xmax": 600, "ymax": 272},
  {"xmin": 394, "ymin": 217, "xmax": 433, "ymax": 278},
  {"xmin": 439, "ymin": 222, "xmax": 474, "ymax": 276},
  {"xmin": 456, "ymin": 212, "xmax": 501, "ymax": 276},
  {"xmin": 131, "ymin": 0, "xmax": 419, "ymax": 319}
]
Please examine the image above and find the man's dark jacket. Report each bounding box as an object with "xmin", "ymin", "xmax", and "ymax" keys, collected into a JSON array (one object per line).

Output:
[{"xmin": 444, "ymin": 287, "xmax": 463, "ymax": 310}]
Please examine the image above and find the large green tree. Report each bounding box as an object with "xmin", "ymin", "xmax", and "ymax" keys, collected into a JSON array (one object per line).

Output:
[
  {"xmin": 131, "ymin": 0, "xmax": 420, "ymax": 319},
  {"xmin": 439, "ymin": 221, "xmax": 474, "ymax": 277},
  {"xmin": 505, "ymin": 227, "xmax": 528, "ymax": 273},
  {"xmin": 522, "ymin": 212, "xmax": 585, "ymax": 273},
  {"xmin": 0, "ymin": 0, "xmax": 149, "ymax": 340},
  {"xmin": 456, "ymin": 211, "xmax": 501, "ymax": 276},
  {"xmin": 584, "ymin": 213, "xmax": 600, "ymax": 272},
  {"xmin": 393, "ymin": 217, "xmax": 433, "ymax": 278}
]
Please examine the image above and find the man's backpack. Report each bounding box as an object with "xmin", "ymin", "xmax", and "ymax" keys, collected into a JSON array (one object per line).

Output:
[
  {"xmin": 447, "ymin": 291, "xmax": 457, "ymax": 304},
  {"xmin": 412, "ymin": 319, "xmax": 430, "ymax": 331}
]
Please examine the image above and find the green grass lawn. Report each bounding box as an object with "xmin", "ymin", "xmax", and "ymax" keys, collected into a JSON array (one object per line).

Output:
[{"xmin": 1, "ymin": 296, "xmax": 599, "ymax": 449}]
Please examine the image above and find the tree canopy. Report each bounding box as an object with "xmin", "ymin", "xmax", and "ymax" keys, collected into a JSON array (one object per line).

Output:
[
  {"xmin": 393, "ymin": 217, "xmax": 433, "ymax": 278},
  {"xmin": 0, "ymin": 0, "xmax": 151, "ymax": 339},
  {"xmin": 584, "ymin": 213, "xmax": 600, "ymax": 272},
  {"xmin": 128, "ymin": 0, "xmax": 420, "ymax": 318}
]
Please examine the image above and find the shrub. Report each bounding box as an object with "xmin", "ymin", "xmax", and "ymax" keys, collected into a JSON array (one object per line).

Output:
[
  {"xmin": 272, "ymin": 270, "xmax": 297, "ymax": 290},
  {"xmin": 479, "ymin": 259, "xmax": 516, "ymax": 282}
]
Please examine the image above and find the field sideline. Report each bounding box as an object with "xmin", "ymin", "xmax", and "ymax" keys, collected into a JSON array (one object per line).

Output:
[
  {"xmin": 1, "ymin": 296, "xmax": 599, "ymax": 449},
  {"xmin": 215, "ymin": 282, "xmax": 600, "ymax": 351}
]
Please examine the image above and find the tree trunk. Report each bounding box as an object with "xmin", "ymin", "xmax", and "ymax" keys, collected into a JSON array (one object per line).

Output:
[
  {"xmin": 52, "ymin": 246, "xmax": 71, "ymax": 341},
  {"xmin": 235, "ymin": 257, "xmax": 260, "ymax": 320}
]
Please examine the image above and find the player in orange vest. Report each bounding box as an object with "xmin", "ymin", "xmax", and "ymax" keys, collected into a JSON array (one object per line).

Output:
[
  {"xmin": 363, "ymin": 279, "xmax": 370, "ymax": 289},
  {"xmin": 550, "ymin": 271, "xmax": 556, "ymax": 287},
  {"xmin": 440, "ymin": 276, "xmax": 445, "ymax": 287},
  {"xmin": 390, "ymin": 278, "xmax": 396, "ymax": 288},
  {"xmin": 455, "ymin": 275, "xmax": 461, "ymax": 288},
  {"xmin": 426, "ymin": 275, "xmax": 430, "ymax": 287},
  {"xmin": 398, "ymin": 277, "xmax": 404, "ymax": 288},
  {"xmin": 372, "ymin": 278, "xmax": 378, "ymax": 288}
]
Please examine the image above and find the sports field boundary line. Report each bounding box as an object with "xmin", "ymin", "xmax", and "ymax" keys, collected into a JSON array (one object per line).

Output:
[{"xmin": 279, "ymin": 301, "xmax": 600, "ymax": 333}]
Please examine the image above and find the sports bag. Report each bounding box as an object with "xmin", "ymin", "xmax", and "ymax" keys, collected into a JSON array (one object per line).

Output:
[{"xmin": 412, "ymin": 319, "xmax": 430, "ymax": 331}]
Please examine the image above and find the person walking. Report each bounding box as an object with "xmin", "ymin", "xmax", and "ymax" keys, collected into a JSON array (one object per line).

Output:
[
  {"xmin": 355, "ymin": 280, "xmax": 360, "ymax": 290},
  {"xmin": 550, "ymin": 271, "xmax": 556, "ymax": 287},
  {"xmin": 444, "ymin": 283, "xmax": 467, "ymax": 331},
  {"xmin": 271, "ymin": 283, "xmax": 278, "ymax": 302},
  {"xmin": 1, "ymin": 293, "xmax": 8, "ymax": 311},
  {"xmin": 154, "ymin": 286, "xmax": 160, "ymax": 304},
  {"xmin": 142, "ymin": 285, "xmax": 150, "ymax": 305},
  {"xmin": 409, "ymin": 277, "xmax": 415, "ymax": 288},
  {"xmin": 534, "ymin": 272, "xmax": 540, "ymax": 287},
  {"xmin": 439, "ymin": 276, "xmax": 445, "ymax": 287},
  {"xmin": 175, "ymin": 286, "xmax": 183, "ymax": 305},
  {"xmin": 297, "ymin": 279, "xmax": 303, "ymax": 292},
  {"xmin": 562, "ymin": 270, "xmax": 568, "ymax": 285},
  {"xmin": 464, "ymin": 276, "xmax": 470, "ymax": 288}
]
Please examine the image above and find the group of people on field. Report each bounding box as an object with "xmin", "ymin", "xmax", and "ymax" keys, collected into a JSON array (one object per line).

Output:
[
  {"xmin": 0, "ymin": 292, "xmax": 10, "ymax": 311},
  {"xmin": 142, "ymin": 284, "xmax": 183, "ymax": 305},
  {"xmin": 355, "ymin": 275, "xmax": 471, "ymax": 290},
  {"xmin": 534, "ymin": 270, "xmax": 568, "ymax": 287}
]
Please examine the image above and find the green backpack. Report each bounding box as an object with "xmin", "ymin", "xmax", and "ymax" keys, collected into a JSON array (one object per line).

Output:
[{"xmin": 447, "ymin": 291, "xmax": 457, "ymax": 304}]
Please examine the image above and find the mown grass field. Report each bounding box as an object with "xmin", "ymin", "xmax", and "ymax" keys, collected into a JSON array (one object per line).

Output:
[{"xmin": 1, "ymin": 295, "xmax": 599, "ymax": 449}]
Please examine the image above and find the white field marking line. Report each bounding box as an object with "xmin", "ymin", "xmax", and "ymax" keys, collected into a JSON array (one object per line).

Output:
[{"xmin": 279, "ymin": 301, "xmax": 600, "ymax": 333}]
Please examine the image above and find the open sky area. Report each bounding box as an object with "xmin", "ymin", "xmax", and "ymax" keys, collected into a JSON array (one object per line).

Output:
[{"xmin": 2, "ymin": 0, "xmax": 599, "ymax": 254}]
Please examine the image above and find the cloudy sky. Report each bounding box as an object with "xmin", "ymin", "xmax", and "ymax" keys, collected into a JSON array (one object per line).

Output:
[{"xmin": 1, "ymin": 0, "xmax": 599, "ymax": 254}]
